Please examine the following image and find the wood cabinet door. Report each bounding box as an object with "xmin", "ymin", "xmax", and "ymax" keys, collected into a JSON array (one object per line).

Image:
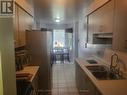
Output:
[
  {"xmin": 113, "ymin": 0, "xmax": 127, "ymax": 51},
  {"xmin": 14, "ymin": 4, "xmax": 19, "ymax": 48},
  {"xmin": 76, "ymin": 63, "xmax": 88, "ymax": 95},
  {"xmin": 76, "ymin": 63, "xmax": 102, "ymax": 95},
  {"xmin": 25, "ymin": 13, "xmax": 34, "ymax": 30},
  {"xmin": 14, "ymin": 4, "xmax": 34, "ymax": 48},
  {"xmin": 93, "ymin": 0, "xmax": 114, "ymax": 33},
  {"xmin": 18, "ymin": 7, "xmax": 27, "ymax": 47}
]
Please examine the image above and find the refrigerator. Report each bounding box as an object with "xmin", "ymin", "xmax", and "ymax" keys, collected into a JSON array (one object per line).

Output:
[{"xmin": 26, "ymin": 30, "xmax": 52, "ymax": 93}]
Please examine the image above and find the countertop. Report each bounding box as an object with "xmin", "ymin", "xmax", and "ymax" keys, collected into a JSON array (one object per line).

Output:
[
  {"xmin": 76, "ymin": 57, "xmax": 127, "ymax": 95},
  {"xmin": 16, "ymin": 66, "xmax": 39, "ymax": 82}
]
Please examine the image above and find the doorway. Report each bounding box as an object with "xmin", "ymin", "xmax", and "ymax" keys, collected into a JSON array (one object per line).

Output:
[{"xmin": 51, "ymin": 29, "xmax": 73, "ymax": 64}]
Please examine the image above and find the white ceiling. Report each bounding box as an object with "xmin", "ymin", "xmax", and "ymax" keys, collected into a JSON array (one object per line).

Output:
[{"xmin": 34, "ymin": 0, "xmax": 93, "ymax": 24}]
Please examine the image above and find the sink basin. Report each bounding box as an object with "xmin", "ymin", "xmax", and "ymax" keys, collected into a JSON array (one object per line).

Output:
[
  {"xmin": 86, "ymin": 66, "xmax": 125, "ymax": 80},
  {"xmin": 86, "ymin": 66, "xmax": 108, "ymax": 80},
  {"xmin": 86, "ymin": 59, "xmax": 98, "ymax": 64},
  {"xmin": 86, "ymin": 65, "xmax": 108, "ymax": 72}
]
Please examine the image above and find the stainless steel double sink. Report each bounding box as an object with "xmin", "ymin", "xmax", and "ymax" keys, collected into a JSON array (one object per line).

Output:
[{"xmin": 86, "ymin": 60, "xmax": 126, "ymax": 80}]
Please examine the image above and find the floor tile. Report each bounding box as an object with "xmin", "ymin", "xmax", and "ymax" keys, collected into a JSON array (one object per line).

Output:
[{"xmin": 51, "ymin": 63, "xmax": 79, "ymax": 95}]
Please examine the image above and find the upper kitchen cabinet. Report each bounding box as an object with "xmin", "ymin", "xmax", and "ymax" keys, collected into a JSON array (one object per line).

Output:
[
  {"xmin": 15, "ymin": 0, "xmax": 34, "ymax": 16},
  {"xmin": 18, "ymin": 7, "xmax": 27, "ymax": 47},
  {"xmin": 87, "ymin": 0, "xmax": 114, "ymax": 44},
  {"xmin": 14, "ymin": 3, "xmax": 34, "ymax": 48},
  {"xmin": 14, "ymin": 4, "xmax": 19, "ymax": 48},
  {"xmin": 113, "ymin": 0, "xmax": 127, "ymax": 51},
  {"xmin": 93, "ymin": 0, "xmax": 114, "ymax": 34}
]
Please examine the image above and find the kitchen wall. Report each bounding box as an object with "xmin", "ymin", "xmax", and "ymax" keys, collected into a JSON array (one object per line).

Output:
[
  {"xmin": 0, "ymin": 0, "xmax": 35, "ymax": 95},
  {"xmin": 0, "ymin": 52, "xmax": 3, "ymax": 95},
  {"xmin": 73, "ymin": 21, "xmax": 79, "ymax": 58}
]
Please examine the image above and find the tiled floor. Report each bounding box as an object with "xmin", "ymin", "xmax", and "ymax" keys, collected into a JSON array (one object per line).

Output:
[{"xmin": 52, "ymin": 63, "xmax": 79, "ymax": 95}]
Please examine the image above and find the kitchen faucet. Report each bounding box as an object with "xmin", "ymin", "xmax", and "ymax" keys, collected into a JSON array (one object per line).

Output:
[
  {"xmin": 109, "ymin": 53, "xmax": 124, "ymax": 78},
  {"xmin": 109, "ymin": 53, "xmax": 126, "ymax": 79},
  {"xmin": 110, "ymin": 53, "xmax": 119, "ymax": 71}
]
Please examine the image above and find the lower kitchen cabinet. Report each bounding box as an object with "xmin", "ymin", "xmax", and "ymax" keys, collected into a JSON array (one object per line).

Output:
[
  {"xmin": 16, "ymin": 80, "xmax": 33, "ymax": 95},
  {"xmin": 76, "ymin": 62, "xmax": 101, "ymax": 95}
]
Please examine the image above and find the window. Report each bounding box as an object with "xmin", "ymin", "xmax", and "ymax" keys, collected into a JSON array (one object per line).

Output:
[{"xmin": 53, "ymin": 29, "xmax": 65, "ymax": 48}]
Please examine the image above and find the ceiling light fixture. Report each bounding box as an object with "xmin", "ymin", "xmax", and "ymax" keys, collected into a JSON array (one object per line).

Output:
[
  {"xmin": 55, "ymin": 19, "xmax": 60, "ymax": 23},
  {"xmin": 56, "ymin": 16, "xmax": 60, "ymax": 19},
  {"xmin": 55, "ymin": 17, "xmax": 61, "ymax": 23}
]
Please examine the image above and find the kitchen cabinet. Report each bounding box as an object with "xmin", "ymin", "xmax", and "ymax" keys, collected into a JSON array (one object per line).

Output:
[
  {"xmin": 76, "ymin": 63, "xmax": 101, "ymax": 95},
  {"xmin": 14, "ymin": 3, "xmax": 34, "ymax": 48},
  {"xmin": 113, "ymin": 0, "xmax": 127, "ymax": 51},
  {"xmin": 87, "ymin": 0, "xmax": 127, "ymax": 50},
  {"xmin": 18, "ymin": 7, "xmax": 27, "ymax": 47},
  {"xmin": 87, "ymin": 0, "xmax": 114, "ymax": 44},
  {"xmin": 14, "ymin": 4, "xmax": 19, "ymax": 48},
  {"xmin": 93, "ymin": 0, "xmax": 114, "ymax": 34},
  {"xmin": 76, "ymin": 63, "xmax": 87, "ymax": 94}
]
